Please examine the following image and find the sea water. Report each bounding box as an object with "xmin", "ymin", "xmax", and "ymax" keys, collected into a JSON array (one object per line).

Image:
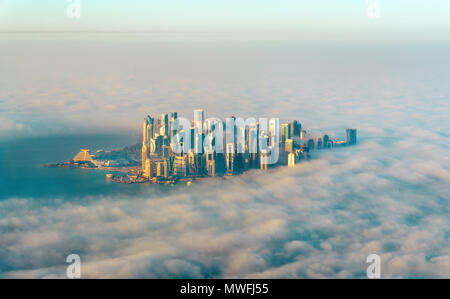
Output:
[{"xmin": 0, "ymin": 134, "xmax": 176, "ymax": 201}]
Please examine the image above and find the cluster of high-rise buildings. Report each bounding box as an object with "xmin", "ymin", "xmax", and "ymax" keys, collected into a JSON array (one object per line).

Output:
[{"xmin": 141, "ymin": 109, "xmax": 357, "ymax": 181}]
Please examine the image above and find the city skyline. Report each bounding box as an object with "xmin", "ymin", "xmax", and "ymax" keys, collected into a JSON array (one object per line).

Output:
[
  {"xmin": 49, "ymin": 109, "xmax": 357, "ymax": 185},
  {"xmin": 139, "ymin": 110, "xmax": 356, "ymax": 182}
]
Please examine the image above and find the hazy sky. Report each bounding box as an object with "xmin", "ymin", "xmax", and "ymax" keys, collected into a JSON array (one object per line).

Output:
[{"xmin": 1, "ymin": 0, "xmax": 449, "ymax": 34}]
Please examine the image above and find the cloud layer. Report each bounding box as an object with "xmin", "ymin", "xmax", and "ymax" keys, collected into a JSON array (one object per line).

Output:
[
  {"xmin": 1, "ymin": 136, "xmax": 449, "ymax": 278},
  {"xmin": 0, "ymin": 36, "xmax": 449, "ymax": 278}
]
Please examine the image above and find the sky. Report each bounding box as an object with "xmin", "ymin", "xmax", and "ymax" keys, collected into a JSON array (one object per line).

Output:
[
  {"xmin": 1, "ymin": 38, "xmax": 449, "ymax": 137},
  {"xmin": 0, "ymin": 0, "xmax": 449, "ymax": 36}
]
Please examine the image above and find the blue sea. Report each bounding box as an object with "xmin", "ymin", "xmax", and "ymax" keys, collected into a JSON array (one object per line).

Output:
[{"xmin": 0, "ymin": 134, "xmax": 174, "ymax": 200}]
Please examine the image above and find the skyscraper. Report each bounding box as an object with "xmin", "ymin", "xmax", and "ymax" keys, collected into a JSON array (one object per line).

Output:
[
  {"xmin": 248, "ymin": 124, "xmax": 258, "ymax": 154},
  {"xmin": 161, "ymin": 113, "xmax": 169, "ymax": 136},
  {"xmin": 156, "ymin": 161, "xmax": 164, "ymax": 177},
  {"xmin": 237, "ymin": 126, "xmax": 246, "ymax": 154},
  {"xmin": 193, "ymin": 109, "xmax": 204, "ymax": 154},
  {"xmin": 142, "ymin": 143, "xmax": 149, "ymax": 170},
  {"xmin": 226, "ymin": 142, "xmax": 235, "ymax": 175},
  {"xmin": 285, "ymin": 139, "xmax": 294, "ymax": 153},
  {"xmin": 281, "ymin": 123, "xmax": 290, "ymax": 144},
  {"xmin": 260, "ymin": 133, "xmax": 270, "ymax": 152},
  {"xmin": 260, "ymin": 150, "xmax": 269, "ymax": 170},
  {"xmin": 149, "ymin": 138, "xmax": 156, "ymax": 154},
  {"xmin": 146, "ymin": 115, "xmax": 154, "ymax": 141},
  {"xmin": 290, "ymin": 120, "xmax": 301, "ymax": 140},
  {"xmin": 169, "ymin": 112, "xmax": 178, "ymax": 142},
  {"xmin": 317, "ymin": 137, "xmax": 323, "ymax": 149},
  {"xmin": 143, "ymin": 158, "xmax": 153, "ymax": 178},
  {"xmin": 269, "ymin": 119, "xmax": 279, "ymax": 147},
  {"xmin": 206, "ymin": 153, "xmax": 216, "ymax": 176},
  {"xmin": 323, "ymin": 134, "xmax": 330, "ymax": 148},
  {"xmin": 142, "ymin": 118, "xmax": 149, "ymax": 145},
  {"xmin": 288, "ymin": 152, "xmax": 296, "ymax": 168},
  {"xmin": 226, "ymin": 116, "xmax": 237, "ymax": 149},
  {"xmin": 142, "ymin": 117, "xmax": 151, "ymax": 172},
  {"xmin": 194, "ymin": 109, "xmax": 204, "ymax": 128},
  {"xmin": 173, "ymin": 155, "xmax": 188, "ymax": 177},
  {"xmin": 155, "ymin": 134, "xmax": 163, "ymax": 156},
  {"xmin": 300, "ymin": 130, "xmax": 306, "ymax": 140},
  {"xmin": 346, "ymin": 129, "xmax": 357, "ymax": 145}
]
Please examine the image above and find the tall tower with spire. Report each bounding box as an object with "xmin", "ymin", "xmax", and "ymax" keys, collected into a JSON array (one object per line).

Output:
[{"xmin": 142, "ymin": 115, "xmax": 154, "ymax": 174}]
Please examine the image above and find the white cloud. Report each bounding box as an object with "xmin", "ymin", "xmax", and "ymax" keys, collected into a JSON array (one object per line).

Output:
[{"xmin": 0, "ymin": 37, "xmax": 449, "ymax": 278}]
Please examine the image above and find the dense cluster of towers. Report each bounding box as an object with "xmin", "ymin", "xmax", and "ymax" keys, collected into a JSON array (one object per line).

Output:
[{"xmin": 141, "ymin": 109, "xmax": 356, "ymax": 180}]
